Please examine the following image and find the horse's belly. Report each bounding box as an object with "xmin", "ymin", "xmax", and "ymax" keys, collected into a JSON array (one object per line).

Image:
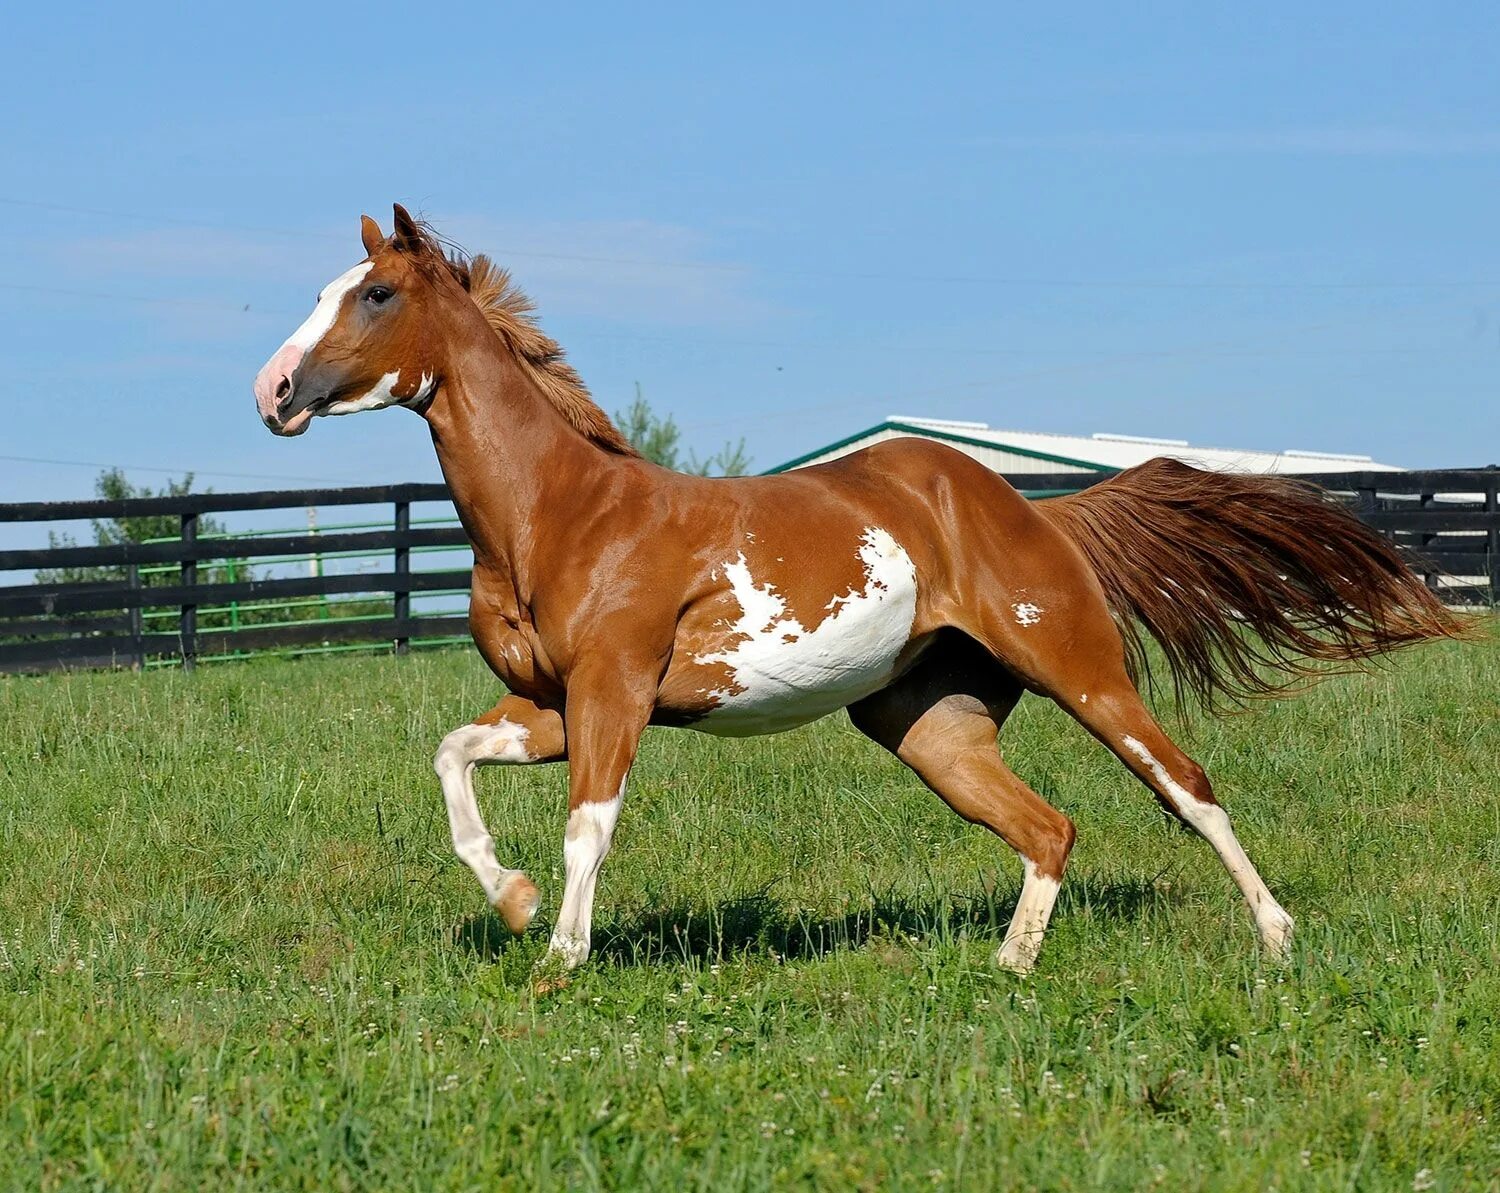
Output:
[{"xmin": 682, "ymin": 527, "xmax": 919, "ymax": 738}]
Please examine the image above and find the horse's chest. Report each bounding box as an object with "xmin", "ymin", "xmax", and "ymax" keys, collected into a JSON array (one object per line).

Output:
[
  {"xmin": 468, "ymin": 580, "xmax": 560, "ymax": 702},
  {"xmin": 684, "ymin": 527, "xmax": 918, "ymax": 736}
]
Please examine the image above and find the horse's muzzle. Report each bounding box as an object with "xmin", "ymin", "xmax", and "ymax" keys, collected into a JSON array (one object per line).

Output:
[{"xmin": 254, "ymin": 344, "xmax": 313, "ymax": 435}]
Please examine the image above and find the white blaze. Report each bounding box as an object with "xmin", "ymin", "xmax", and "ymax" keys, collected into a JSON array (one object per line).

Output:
[{"xmin": 284, "ymin": 262, "xmax": 372, "ymax": 353}]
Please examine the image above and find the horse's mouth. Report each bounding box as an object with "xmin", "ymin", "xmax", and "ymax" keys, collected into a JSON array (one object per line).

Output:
[
  {"xmin": 262, "ymin": 385, "xmax": 350, "ymax": 436},
  {"xmin": 262, "ymin": 403, "xmax": 315, "ymax": 437}
]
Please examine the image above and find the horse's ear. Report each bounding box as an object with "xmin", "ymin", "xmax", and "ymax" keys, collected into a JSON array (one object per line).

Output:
[
  {"xmin": 360, "ymin": 215, "xmax": 385, "ymax": 257},
  {"xmin": 391, "ymin": 203, "xmax": 424, "ymax": 254}
]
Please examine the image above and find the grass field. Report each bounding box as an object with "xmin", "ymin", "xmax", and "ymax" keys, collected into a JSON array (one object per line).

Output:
[{"xmin": 2, "ymin": 629, "xmax": 1497, "ymax": 1190}]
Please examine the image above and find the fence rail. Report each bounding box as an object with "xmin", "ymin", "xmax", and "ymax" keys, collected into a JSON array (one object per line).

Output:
[
  {"xmin": 1, "ymin": 468, "xmax": 1494, "ymax": 675},
  {"xmin": 0, "ymin": 483, "xmax": 468, "ymax": 674}
]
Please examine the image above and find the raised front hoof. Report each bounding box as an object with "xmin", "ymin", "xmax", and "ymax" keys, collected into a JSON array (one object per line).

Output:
[
  {"xmin": 995, "ymin": 940, "xmax": 1040, "ymax": 977},
  {"xmin": 492, "ymin": 873, "xmax": 541, "ymax": 935},
  {"xmin": 1257, "ymin": 907, "xmax": 1295, "ymax": 964}
]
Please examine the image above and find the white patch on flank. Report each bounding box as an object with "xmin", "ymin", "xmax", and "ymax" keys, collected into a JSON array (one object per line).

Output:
[
  {"xmin": 1079, "ymin": 693, "xmax": 1088, "ymax": 704},
  {"xmin": 323, "ymin": 370, "xmax": 436, "ymax": 417},
  {"xmin": 433, "ymin": 719, "xmax": 536, "ymax": 903},
  {"xmin": 548, "ymin": 787, "xmax": 625, "ymax": 968},
  {"xmin": 284, "ymin": 262, "xmax": 372, "ymax": 353},
  {"xmin": 997, "ymin": 856, "xmax": 1062, "ymax": 975},
  {"xmin": 1121, "ymin": 734, "xmax": 1294, "ymax": 957},
  {"xmin": 1012, "ymin": 601, "xmax": 1043, "ymax": 627},
  {"xmin": 692, "ymin": 527, "xmax": 918, "ymax": 736}
]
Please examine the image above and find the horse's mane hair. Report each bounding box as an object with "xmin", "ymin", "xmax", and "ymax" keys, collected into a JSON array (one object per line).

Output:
[{"xmin": 400, "ymin": 221, "xmax": 640, "ymax": 457}]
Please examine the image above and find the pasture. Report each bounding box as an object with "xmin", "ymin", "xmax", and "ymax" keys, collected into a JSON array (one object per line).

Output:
[{"xmin": 2, "ymin": 632, "xmax": 1496, "ymax": 1190}]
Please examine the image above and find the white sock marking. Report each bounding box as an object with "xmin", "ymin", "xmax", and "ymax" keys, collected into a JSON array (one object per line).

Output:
[
  {"xmin": 433, "ymin": 720, "xmax": 536, "ymax": 903},
  {"xmin": 997, "ymin": 857, "xmax": 1062, "ymax": 973},
  {"xmin": 1121, "ymin": 735, "xmax": 1293, "ymax": 952},
  {"xmin": 548, "ymin": 788, "xmax": 624, "ymax": 968}
]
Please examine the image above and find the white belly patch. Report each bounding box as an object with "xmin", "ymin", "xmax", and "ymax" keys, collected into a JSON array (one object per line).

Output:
[{"xmin": 691, "ymin": 527, "xmax": 918, "ymax": 736}]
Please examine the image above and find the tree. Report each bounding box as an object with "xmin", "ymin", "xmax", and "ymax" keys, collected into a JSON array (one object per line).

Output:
[
  {"xmin": 35, "ymin": 469, "xmax": 228, "ymax": 587},
  {"xmin": 615, "ymin": 385, "xmax": 751, "ymax": 477}
]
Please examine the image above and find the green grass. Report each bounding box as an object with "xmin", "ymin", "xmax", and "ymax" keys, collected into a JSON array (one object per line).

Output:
[{"xmin": 2, "ymin": 629, "xmax": 1497, "ymax": 1191}]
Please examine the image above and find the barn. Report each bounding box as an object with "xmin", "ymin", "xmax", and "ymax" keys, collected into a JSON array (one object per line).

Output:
[{"xmin": 767, "ymin": 415, "xmax": 1404, "ymax": 477}]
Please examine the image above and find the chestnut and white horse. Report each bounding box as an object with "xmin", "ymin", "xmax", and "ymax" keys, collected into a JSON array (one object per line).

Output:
[{"xmin": 255, "ymin": 206, "xmax": 1462, "ymax": 973}]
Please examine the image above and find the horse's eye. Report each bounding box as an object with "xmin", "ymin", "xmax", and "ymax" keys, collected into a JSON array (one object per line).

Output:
[{"xmin": 365, "ymin": 286, "xmax": 393, "ymax": 306}]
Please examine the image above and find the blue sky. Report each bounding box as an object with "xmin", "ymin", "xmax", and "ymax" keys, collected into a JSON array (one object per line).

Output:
[{"xmin": 3, "ymin": 1, "xmax": 1498, "ymax": 503}]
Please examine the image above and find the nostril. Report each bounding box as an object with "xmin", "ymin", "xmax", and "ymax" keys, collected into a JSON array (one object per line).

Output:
[{"xmin": 274, "ymin": 375, "xmax": 292, "ymax": 409}]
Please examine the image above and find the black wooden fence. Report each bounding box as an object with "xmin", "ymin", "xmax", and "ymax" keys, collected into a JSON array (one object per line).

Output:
[
  {"xmin": 1, "ymin": 468, "xmax": 1494, "ymax": 675},
  {"xmin": 0, "ymin": 483, "xmax": 468, "ymax": 674},
  {"xmin": 1288, "ymin": 468, "xmax": 1499, "ymax": 606}
]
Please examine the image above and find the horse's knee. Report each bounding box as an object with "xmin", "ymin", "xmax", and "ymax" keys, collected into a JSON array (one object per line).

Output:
[
  {"xmin": 434, "ymin": 725, "xmax": 476, "ymax": 780},
  {"xmin": 1033, "ymin": 811, "xmax": 1076, "ymax": 880},
  {"xmin": 434, "ymin": 719, "xmax": 536, "ymax": 780}
]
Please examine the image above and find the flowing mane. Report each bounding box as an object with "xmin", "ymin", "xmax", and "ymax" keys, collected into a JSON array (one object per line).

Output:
[
  {"xmin": 463, "ymin": 255, "xmax": 639, "ymax": 456},
  {"xmin": 401, "ymin": 221, "xmax": 638, "ymax": 457}
]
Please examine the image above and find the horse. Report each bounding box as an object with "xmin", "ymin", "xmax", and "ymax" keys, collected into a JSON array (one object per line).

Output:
[{"xmin": 254, "ymin": 204, "xmax": 1466, "ymax": 974}]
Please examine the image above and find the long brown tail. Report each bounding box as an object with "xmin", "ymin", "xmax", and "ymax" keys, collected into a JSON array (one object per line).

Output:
[{"xmin": 1039, "ymin": 457, "xmax": 1470, "ymax": 709}]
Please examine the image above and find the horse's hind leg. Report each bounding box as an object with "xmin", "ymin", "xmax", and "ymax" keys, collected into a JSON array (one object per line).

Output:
[
  {"xmin": 849, "ymin": 636, "xmax": 1076, "ymax": 975},
  {"xmin": 434, "ymin": 694, "xmax": 566, "ymax": 933},
  {"xmin": 1062, "ymin": 673, "xmax": 1295, "ymax": 959},
  {"xmin": 961, "ymin": 565, "xmax": 1294, "ymax": 960}
]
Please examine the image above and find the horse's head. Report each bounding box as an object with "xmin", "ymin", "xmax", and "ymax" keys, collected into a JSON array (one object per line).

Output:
[{"xmin": 255, "ymin": 204, "xmax": 464, "ymax": 436}]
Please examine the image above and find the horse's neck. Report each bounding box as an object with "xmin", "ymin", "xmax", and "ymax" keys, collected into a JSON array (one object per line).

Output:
[{"xmin": 423, "ymin": 326, "xmax": 617, "ymax": 586}]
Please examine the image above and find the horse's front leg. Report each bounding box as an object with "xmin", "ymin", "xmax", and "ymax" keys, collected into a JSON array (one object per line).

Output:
[
  {"xmin": 545, "ymin": 660, "xmax": 658, "ymax": 969},
  {"xmin": 434, "ymin": 694, "xmax": 565, "ymax": 933}
]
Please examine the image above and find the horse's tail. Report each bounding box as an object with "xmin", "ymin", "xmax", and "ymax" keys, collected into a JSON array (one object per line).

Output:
[{"xmin": 1038, "ymin": 457, "xmax": 1471, "ymax": 709}]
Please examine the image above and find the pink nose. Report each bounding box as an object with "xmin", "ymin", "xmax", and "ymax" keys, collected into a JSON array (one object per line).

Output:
[{"xmin": 253, "ymin": 344, "xmax": 305, "ymax": 424}]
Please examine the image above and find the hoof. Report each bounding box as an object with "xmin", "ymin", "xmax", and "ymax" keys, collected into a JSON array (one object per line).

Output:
[
  {"xmin": 996, "ymin": 941, "xmax": 1039, "ymax": 977},
  {"xmin": 544, "ymin": 932, "xmax": 590, "ymax": 971},
  {"xmin": 493, "ymin": 873, "xmax": 541, "ymax": 935},
  {"xmin": 530, "ymin": 937, "xmax": 587, "ymax": 994},
  {"xmin": 1258, "ymin": 907, "xmax": 1295, "ymax": 963},
  {"xmin": 531, "ymin": 971, "xmax": 572, "ymax": 997}
]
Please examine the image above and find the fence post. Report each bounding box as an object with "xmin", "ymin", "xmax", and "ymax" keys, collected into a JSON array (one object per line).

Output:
[
  {"xmin": 127, "ymin": 563, "xmax": 144, "ymax": 671},
  {"xmin": 1486, "ymin": 470, "xmax": 1499, "ymax": 607},
  {"xmin": 1419, "ymin": 490, "xmax": 1437, "ymax": 591},
  {"xmin": 393, "ymin": 497, "xmax": 411, "ymax": 656},
  {"xmin": 180, "ymin": 511, "xmax": 197, "ymax": 671},
  {"xmin": 307, "ymin": 507, "xmax": 329, "ymax": 620}
]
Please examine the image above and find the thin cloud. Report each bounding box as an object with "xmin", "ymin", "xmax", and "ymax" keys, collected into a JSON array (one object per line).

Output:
[
  {"xmin": 53, "ymin": 216, "xmax": 777, "ymax": 330},
  {"xmin": 980, "ymin": 127, "xmax": 1500, "ymax": 157},
  {"xmin": 56, "ymin": 226, "xmax": 327, "ymax": 278},
  {"xmin": 437, "ymin": 214, "xmax": 777, "ymax": 326}
]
